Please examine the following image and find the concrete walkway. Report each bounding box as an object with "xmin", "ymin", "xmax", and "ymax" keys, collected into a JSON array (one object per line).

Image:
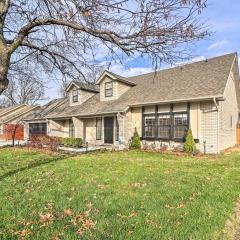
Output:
[
  {"xmin": 0, "ymin": 140, "xmax": 26, "ymax": 147},
  {"xmin": 59, "ymin": 146, "xmax": 105, "ymax": 153}
]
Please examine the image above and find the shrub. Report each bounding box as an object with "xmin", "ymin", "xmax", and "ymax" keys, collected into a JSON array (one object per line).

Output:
[
  {"xmin": 60, "ymin": 137, "xmax": 83, "ymax": 148},
  {"xmin": 183, "ymin": 128, "xmax": 196, "ymax": 154},
  {"xmin": 130, "ymin": 128, "xmax": 141, "ymax": 150},
  {"xmin": 28, "ymin": 135, "xmax": 60, "ymax": 151}
]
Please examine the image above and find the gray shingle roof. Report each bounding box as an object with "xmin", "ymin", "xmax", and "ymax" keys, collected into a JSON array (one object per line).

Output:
[
  {"xmin": 0, "ymin": 104, "xmax": 27, "ymax": 117},
  {"xmin": 1, "ymin": 105, "xmax": 39, "ymax": 123},
  {"xmin": 29, "ymin": 53, "xmax": 238, "ymax": 119},
  {"xmin": 103, "ymin": 70, "xmax": 136, "ymax": 86},
  {"xmin": 71, "ymin": 81, "xmax": 99, "ymax": 92},
  {"xmin": 24, "ymin": 98, "xmax": 67, "ymax": 121}
]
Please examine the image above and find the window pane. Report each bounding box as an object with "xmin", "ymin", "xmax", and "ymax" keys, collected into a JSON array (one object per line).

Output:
[
  {"xmin": 29, "ymin": 123, "xmax": 47, "ymax": 135},
  {"xmin": 96, "ymin": 118, "xmax": 102, "ymax": 140},
  {"xmin": 173, "ymin": 113, "xmax": 188, "ymax": 138},
  {"xmin": 158, "ymin": 115, "xmax": 170, "ymax": 138},
  {"xmin": 72, "ymin": 90, "xmax": 78, "ymax": 102},
  {"xmin": 105, "ymin": 82, "xmax": 113, "ymax": 97},
  {"xmin": 144, "ymin": 115, "xmax": 155, "ymax": 137}
]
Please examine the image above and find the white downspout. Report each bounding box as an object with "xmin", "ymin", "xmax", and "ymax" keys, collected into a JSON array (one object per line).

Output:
[
  {"xmin": 117, "ymin": 106, "xmax": 129, "ymax": 146},
  {"xmin": 213, "ymin": 97, "xmax": 220, "ymax": 153}
]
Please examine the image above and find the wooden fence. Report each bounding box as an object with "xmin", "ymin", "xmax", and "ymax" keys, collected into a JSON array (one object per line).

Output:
[{"xmin": 237, "ymin": 124, "xmax": 240, "ymax": 145}]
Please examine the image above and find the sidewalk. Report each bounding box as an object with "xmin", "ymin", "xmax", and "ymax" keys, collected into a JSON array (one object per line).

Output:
[{"xmin": 0, "ymin": 140, "xmax": 26, "ymax": 147}]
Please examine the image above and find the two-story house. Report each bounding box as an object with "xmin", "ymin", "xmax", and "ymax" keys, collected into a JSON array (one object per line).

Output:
[{"xmin": 24, "ymin": 53, "xmax": 240, "ymax": 153}]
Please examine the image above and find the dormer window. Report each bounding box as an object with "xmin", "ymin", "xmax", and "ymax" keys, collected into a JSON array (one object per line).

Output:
[
  {"xmin": 105, "ymin": 81, "xmax": 113, "ymax": 97},
  {"xmin": 72, "ymin": 89, "xmax": 78, "ymax": 102}
]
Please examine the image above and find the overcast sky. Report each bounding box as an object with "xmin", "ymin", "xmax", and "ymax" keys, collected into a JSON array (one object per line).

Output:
[{"xmin": 46, "ymin": 0, "xmax": 240, "ymax": 101}]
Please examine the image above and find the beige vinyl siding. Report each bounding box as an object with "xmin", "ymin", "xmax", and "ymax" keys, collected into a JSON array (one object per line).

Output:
[
  {"xmin": 84, "ymin": 118, "xmax": 104, "ymax": 145},
  {"xmin": 84, "ymin": 118, "xmax": 97, "ymax": 144},
  {"xmin": 117, "ymin": 81, "xmax": 131, "ymax": 97},
  {"xmin": 130, "ymin": 107, "xmax": 142, "ymax": 137},
  {"xmin": 173, "ymin": 103, "xmax": 187, "ymax": 112},
  {"xmin": 99, "ymin": 76, "xmax": 131, "ymax": 101},
  {"xmin": 48, "ymin": 119, "xmax": 69, "ymax": 137},
  {"xmin": 69, "ymin": 86, "xmax": 81, "ymax": 106},
  {"xmin": 158, "ymin": 104, "xmax": 170, "ymax": 113},
  {"xmin": 69, "ymin": 87, "xmax": 95, "ymax": 106},
  {"xmin": 72, "ymin": 117, "xmax": 84, "ymax": 139},
  {"xmin": 144, "ymin": 106, "xmax": 155, "ymax": 113},
  {"xmin": 190, "ymin": 102, "xmax": 200, "ymax": 139},
  {"xmin": 117, "ymin": 107, "xmax": 141, "ymax": 145},
  {"xmin": 200, "ymin": 102, "xmax": 219, "ymax": 154},
  {"xmin": 123, "ymin": 109, "xmax": 133, "ymax": 144},
  {"xmin": 219, "ymin": 70, "xmax": 239, "ymax": 151},
  {"xmin": 99, "ymin": 77, "xmax": 118, "ymax": 101},
  {"xmin": 80, "ymin": 90, "xmax": 95, "ymax": 104}
]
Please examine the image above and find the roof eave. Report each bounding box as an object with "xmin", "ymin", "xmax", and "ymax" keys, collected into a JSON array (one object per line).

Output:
[{"xmin": 128, "ymin": 95, "xmax": 225, "ymax": 107}]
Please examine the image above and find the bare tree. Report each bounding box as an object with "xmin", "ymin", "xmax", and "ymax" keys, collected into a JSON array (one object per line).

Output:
[
  {"xmin": 0, "ymin": 67, "xmax": 47, "ymax": 106},
  {"xmin": 0, "ymin": 96, "xmax": 9, "ymax": 107},
  {"xmin": 0, "ymin": 0, "xmax": 209, "ymax": 94}
]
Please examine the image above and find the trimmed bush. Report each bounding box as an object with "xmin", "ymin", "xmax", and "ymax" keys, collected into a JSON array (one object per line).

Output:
[
  {"xmin": 130, "ymin": 128, "xmax": 141, "ymax": 150},
  {"xmin": 60, "ymin": 137, "xmax": 83, "ymax": 148},
  {"xmin": 183, "ymin": 128, "xmax": 196, "ymax": 153}
]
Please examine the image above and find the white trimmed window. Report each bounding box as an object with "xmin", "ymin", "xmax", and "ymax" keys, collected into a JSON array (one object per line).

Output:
[
  {"xmin": 105, "ymin": 81, "xmax": 113, "ymax": 97},
  {"xmin": 72, "ymin": 89, "xmax": 78, "ymax": 103}
]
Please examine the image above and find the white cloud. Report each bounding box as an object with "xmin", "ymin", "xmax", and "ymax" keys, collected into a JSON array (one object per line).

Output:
[
  {"xmin": 109, "ymin": 64, "xmax": 153, "ymax": 77},
  {"xmin": 208, "ymin": 40, "xmax": 229, "ymax": 50},
  {"xmin": 174, "ymin": 56, "xmax": 206, "ymax": 66}
]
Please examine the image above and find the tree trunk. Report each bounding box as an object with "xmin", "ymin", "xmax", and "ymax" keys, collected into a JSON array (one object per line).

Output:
[{"xmin": 0, "ymin": 43, "xmax": 9, "ymax": 94}]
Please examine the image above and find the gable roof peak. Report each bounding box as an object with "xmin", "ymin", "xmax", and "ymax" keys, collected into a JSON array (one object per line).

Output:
[
  {"xmin": 65, "ymin": 80, "xmax": 99, "ymax": 93},
  {"xmin": 96, "ymin": 70, "xmax": 136, "ymax": 86}
]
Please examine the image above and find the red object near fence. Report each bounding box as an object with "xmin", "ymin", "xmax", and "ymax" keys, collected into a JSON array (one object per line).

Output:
[{"xmin": 0, "ymin": 124, "xmax": 24, "ymax": 141}]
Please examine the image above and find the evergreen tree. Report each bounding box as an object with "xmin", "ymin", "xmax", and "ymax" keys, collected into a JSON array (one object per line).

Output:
[
  {"xmin": 130, "ymin": 128, "xmax": 141, "ymax": 149},
  {"xmin": 183, "ymin": 128, "xmax": 196, "ymax": 153}
]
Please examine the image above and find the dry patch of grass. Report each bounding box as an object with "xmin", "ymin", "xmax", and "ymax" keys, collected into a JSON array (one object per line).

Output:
[{"xmin": 220, "ymin": 199, "xmax": 240, "ymax": 240}]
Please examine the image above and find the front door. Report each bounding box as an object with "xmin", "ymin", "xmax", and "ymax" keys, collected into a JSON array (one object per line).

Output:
[{"xmin": 104, "ymin": 117, "xmax": 114, "ymax": 144}]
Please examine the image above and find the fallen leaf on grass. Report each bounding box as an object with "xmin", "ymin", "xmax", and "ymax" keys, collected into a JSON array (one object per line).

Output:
[
  {"xmin": 117, "ymin": 210, "xmax": 138, "ymax": 218},
  {"xmin": 39, "ymin": 213, "xmax": 55, "ymax": 227},
  {"xmin": 176, "ymin": 221, "xmax": 181, "ymax": 226},
  {"xmin": 165, "ymin": 202, "xmax": 185, "ymax": 209},
  {"xmin": 76, "ymin": 218, "xmax": 97, "ymax": 236},
  {"xmin": 25, "ymin": 187, "xmax": 34, "ymax": 193},
  {"xmin": 63, "ymin": 208, "xmax": 72, "ymax": 217},
  {"xmin": 11, "ymin": 229, "xmax": 32, "ymax": 239},
  {"xmin": 129, "ymin": 210, "xmax": 138, "ymax": 218}
]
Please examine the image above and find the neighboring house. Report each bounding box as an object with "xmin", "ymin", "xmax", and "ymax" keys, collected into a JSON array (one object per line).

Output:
[
  {"xmin": 0, "ymin": 104, "xmax": 38, "ymax": 141},
  {"xmin": 23, "ymin": 98, "xmax": 66, "ymax": 139},
  {"xmin": 24, "ymin": 53, "xmax": 240, "ymax": 153}
]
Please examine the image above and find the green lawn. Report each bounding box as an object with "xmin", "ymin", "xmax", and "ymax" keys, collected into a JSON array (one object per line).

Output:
[{"xmin": 0, "ymin": 148, "xmax": 240, "ymax": 239}]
